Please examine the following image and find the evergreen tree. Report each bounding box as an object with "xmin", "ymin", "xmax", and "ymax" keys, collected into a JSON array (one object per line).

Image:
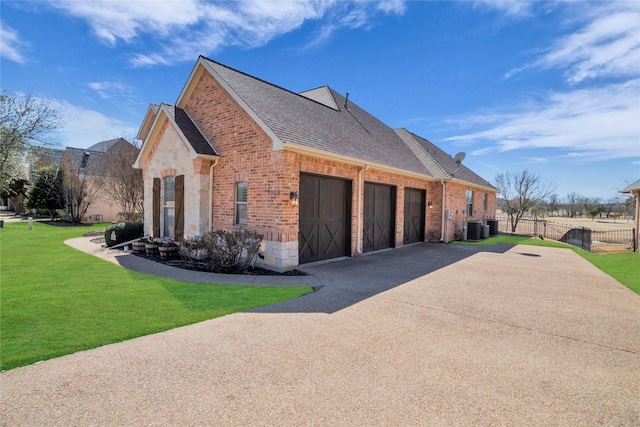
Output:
[{"xmin": 25, "ymin": 164, "xmax": 64, "ymax": 220}]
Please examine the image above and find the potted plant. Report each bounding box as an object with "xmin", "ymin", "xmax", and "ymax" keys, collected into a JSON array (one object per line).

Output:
[
  {"xmin": 158, "ymin": 238, "xmax": 179, "ymax": 260},
  {"xmin": 144, "ymin": 237, "xmax": 162, "ymax": 256},
  {"xmin": 131, "ymin": 236, "xmax": 147, "ymax": 254}
]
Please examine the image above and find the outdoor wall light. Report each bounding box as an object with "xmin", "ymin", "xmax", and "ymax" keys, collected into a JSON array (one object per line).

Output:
[
  {"xmin": 290, "ymin": 191, "xmax": 299, "ymax": 207},
  {"xmin": 427, "ymin": 201, "xmax": 433, "ymax": 210}
]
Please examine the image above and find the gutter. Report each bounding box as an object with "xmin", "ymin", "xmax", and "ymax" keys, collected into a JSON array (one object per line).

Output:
[
  {"xmin": 208, "ymin": 158, "xmax": 220, "ymax": 231},
  {"xmin": 357, "ymin": 164, "xmax": 370, "ymax": 254},
  {"xmin": 441, "ymin": 180, "xmax": 447, "ymax": 242},
  {"xmin": 283, "ymin": 142, "xmax": 437, "ymax": 182}
]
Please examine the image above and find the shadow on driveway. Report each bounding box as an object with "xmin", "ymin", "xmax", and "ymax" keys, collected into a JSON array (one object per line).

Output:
[{"xmin": 251, "ymin": 242, "xmax": 515, "ymax": 314}]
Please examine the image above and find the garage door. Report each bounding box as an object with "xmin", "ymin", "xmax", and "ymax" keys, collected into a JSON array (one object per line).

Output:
[
  {"xmin": 404, "ymin": 188, "xmax": 425, "ymax": 244},
  {"xmin": 363, "ymin": 183, "xmax": 396, "ymax": 252},
  {"xmin": 299, "ymin": 174, "xmax": 352, "ymax": 264}
]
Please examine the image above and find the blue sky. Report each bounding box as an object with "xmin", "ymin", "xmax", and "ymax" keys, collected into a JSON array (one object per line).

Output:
[{"xmin": 1, "ymin": 0, "xmax": 639, "ymax": 201}]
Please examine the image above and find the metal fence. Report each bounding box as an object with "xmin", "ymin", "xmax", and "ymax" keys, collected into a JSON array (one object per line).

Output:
[{"xmin": 497, "ymin": 218, "xmax": 636, "ymax": 253}]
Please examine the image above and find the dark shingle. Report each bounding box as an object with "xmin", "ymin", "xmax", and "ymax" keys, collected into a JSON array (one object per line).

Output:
[
  {"xmin": 86, "ymin": 138, "xmax": 127, "ymax": 153},
  {"xmin": 198, "ymin": 56, "xmax": 496, "ymax": 188},
  {"xmin": 202, "ymin": 57, "xmax": 430, "ymax": 176},
  {"xmin": 164, "ymin": 104, "xmax": 218, "ymax": 156},
  {"xmin": 408, "ymin": 132, "xmax": 498, "ymax": 190},
  {"xmin": 65, "ymin": 147, "xmax": 105, "ymax": 177}
]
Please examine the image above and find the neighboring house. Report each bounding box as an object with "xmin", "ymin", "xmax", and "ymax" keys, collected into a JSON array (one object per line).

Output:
[
  {"xmin": 31, "ymin": 147, "xmax": 65, "ymax": 182},
  {"xmin": 30, "ymin": 138, "xmax": 137, "ymax": 222},
  {"xmin": 134, "ymin": 56, "xmax": 498, "ymax": 272},
  {"xmin": 619, "ymin": 179, "xmax": 640, "ymax": 252}
]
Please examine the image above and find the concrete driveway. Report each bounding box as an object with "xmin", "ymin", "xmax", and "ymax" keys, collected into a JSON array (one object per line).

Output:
[{"xmin": 2, "ymin": 244, "xmax": 639, "ymax": 426}]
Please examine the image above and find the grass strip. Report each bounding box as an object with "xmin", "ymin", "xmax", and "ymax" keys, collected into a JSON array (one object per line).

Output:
[
  {"xmin": 0, "ymin": 221, "xmax": 312, "ymax": 371},
  {"xmin": 454, "ymin": 235, "xmax": 640, "ymax": 295}
]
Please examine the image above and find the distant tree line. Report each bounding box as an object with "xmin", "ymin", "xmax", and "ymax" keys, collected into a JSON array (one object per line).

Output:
[{"xmin": 494, "ymin": 170, "xmax": 635, "ymax": 232}]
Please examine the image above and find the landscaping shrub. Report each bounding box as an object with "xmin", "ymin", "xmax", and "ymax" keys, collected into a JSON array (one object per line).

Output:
[
  {"xmin": 180, "ymin": 229, "xmax": 263, "ymax": 273},
  {"xmin": 117, "ymin": 211, "xmax": 143, "ymax": 223},
  {"xmin": 104, "ymin": 222, "xmax": 144, "ymax": 247}
]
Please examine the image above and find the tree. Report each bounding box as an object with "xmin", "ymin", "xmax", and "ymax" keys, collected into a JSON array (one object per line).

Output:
[
  {"xmin": 494, "ymin": 170, "xmax": 556, "ymax": 232},
  {"xmin": 0, "ymin": 177, "xmax": 28, "ymax": 213},
  {"xmin": 564, "ymin": 192, "xmax": 582, "ymax": 218},
  {"xmin": 583, "ymin": 197, "xmax": 605, "ymax": 220},
  {"xmin": 60, "ymin": 150, "xmax": 104, "ymax": 224},
  {"xmin": 623, "ymin": 196, "xmax": 635, "ymax": 221},
  {"xmin": 94, "ymin": 139, "xmax": 143, "ymax": 221},
  {"xmin": 0, "ymin": 92, "xmax": 62, "ymax": 196},
  {"xmin": 604, "ymin": 196, "xmax": 621, "ymax": 218},
  {"xmin": 25, "ymin": 164, "xmax": 64, "ymax": 220},
  {"xmin": 548, "ymin": 194, "xmax": 559, "ymax": 216}
]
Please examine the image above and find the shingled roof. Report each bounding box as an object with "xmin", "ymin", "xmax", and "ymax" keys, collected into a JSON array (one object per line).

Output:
[
  {"xmin": 201, "ymin": 56, "xmax": 432, "ymax": 177},
  {"xmin": 619, "ymin": 179, "xmax": 640, "ymax": 193},
  {"xmin": 64, "ymin": 147, "xmax": 105, "ymax": 177},
  {"xmin": 86, "ymin": 138, "xmax": 127, "ymax": 153},
  {"xmin": 400, "ymin": 130, "xmax": 497, "ymax": 190},
  {"xmin": 163, "ymin": 104, "xmax": 218, "ymax": 157}
]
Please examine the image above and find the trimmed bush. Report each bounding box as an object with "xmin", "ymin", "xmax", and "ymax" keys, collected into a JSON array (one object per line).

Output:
[
  {"xmin": 180, "ymin": 229, "xmax": 263, "ymax": 273},
  {"xmin": 104, "ymin": 222, "xmax": 144, "ymax": 247}
]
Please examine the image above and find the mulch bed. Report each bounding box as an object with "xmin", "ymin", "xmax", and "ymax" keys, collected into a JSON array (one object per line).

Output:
[
  {"xmin": 83, "ymin": 230, "xmax": 306, "ymax": 276},
  {"xmin": 130, "ymin": 250, "xmax": 307, "ymax": 277}
]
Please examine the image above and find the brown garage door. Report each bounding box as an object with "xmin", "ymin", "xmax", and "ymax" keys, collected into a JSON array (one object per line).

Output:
[
  {"xmin": 404, "ymin": 188, "xmax": 425, "ymax": 244},
  {"xmin": 299, "ymin": 174, "xmax": 352, "ymax": 264},
  {"xmin": 363, "ymin": 182, "xmax": 396, "ymax": 252}
]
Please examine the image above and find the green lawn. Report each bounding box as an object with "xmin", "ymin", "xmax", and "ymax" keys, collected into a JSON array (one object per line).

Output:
[
  {"xmin": 0, "ymin": 221, "xmax": 312, "ymax": 371},
  {"xmin": 454, "ymin": 235, "xmax": 640, "ymax": 295}
]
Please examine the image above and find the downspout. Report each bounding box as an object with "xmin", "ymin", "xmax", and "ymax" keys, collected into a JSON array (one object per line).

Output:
[
  {"xmin": 357, "ymin": 164, "xmax": 370, "ymax": 254},
  {"xmin": 440, "ymin": 180, "xmax": 447, "ymax": 242},
  {"xmin": 208, "ymin": 158, "xmax": 219, "ymax": 232}
]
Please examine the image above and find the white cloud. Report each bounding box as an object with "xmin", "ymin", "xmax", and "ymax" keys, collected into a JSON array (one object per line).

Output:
[
  {"xmin": 446, "ymin": 79, "xmax": 640, "ymax": 162},
  {"xmin": 503, "ymin": 2, "xmax": 640, "ymax": 84},
  {"xmin": 456, "ymin": 2, "xmax": 640, "ymax": 166},
  {"xmin": 48, "ymin": 99, "xmax": 138, "ymax": 148},
  {"xmin": 87, "ymin": 81, "xmax": 134, "ymax": 99},
  {"xmin": 377, "ymin": 0, "xmax": 406, "ymax": 15},
  {"xmin": 536, "ymin": 4, "xmax": 640, "ymax": 83},
  {"xmin": 0, "ymin": 21, "xmax": 28, "ymax": 63},
  {"xmin": 474, "ymin": 0, "xmax": 534, "ymax": 17},
  {"xmin": 49, "ymin": 0, "xmax": 406, "ymax": 66},
  {"xmin": 49, "ymin": 1, "xmax": 204, "ymax": 45}
]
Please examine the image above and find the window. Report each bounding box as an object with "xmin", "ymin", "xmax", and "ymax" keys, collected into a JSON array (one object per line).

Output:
[
  {"xmin": 483, "ymin": 194, "xmax": 488, "ymax": 211},
  {"xmin": 164, "ymin": 176, "xmax": 175, "ymax": 238},
  {"xmin": 465, "ymin": 190, "xmax": 474, "ymax": 217},
  {"xmin": 235, "ymin": 182, "xmax": 247, "ymax": 225}
]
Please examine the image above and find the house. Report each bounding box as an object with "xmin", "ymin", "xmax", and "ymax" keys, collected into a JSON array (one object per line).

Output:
[
  {"xmin": 57, "ymin": 138, "xmax": 138, "ymax": 223},
  {"xmin": 30, "ymin": 147, "xmax": 65, "ymax": 182},
  {"xmin": 619, "ymin": 179, "xmax": 640, "ymax": 252},
  {"xmin": 134, "ymin": 56, "xmax": 498, "ymax": 272}
]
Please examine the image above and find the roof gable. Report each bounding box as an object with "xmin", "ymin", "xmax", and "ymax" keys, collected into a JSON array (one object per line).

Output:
[
  {"xmin": 198, "ymin": 56, "xmax": 431, "ymax": 177},
  {"xmin": 299, "ymin": 86, "xmax": 339, "ymax": 110},
  {"xmin": 161, "ymin": 55, "xmax": 497, "ymax": 187},
  {"xmin": 33, "ymin": 147, "xmax": 65, "ymax": 167},
  {"xmin": 136, "ymin": 104, "xmax": 160, "ymax": 141},
  {"xmin": 86, "ymin": 138, "xmax": 128, "ymax": 153},
  {"xmin": 134, "ymin": 103, "xmax": 218, "ymax": 169},
  {"xmin": 164, "ymin": 105, "xmax": 218, "ymax": 157}
]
